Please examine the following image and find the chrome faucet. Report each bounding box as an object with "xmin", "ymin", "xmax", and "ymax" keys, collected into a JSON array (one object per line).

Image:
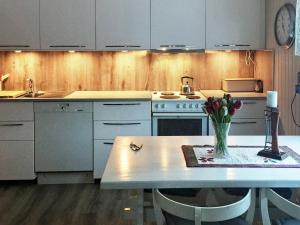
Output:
[
  {"xmin": 0, "ymin": 74, "xmax": 10, "ymax": 91},
  {"xmin": 26, "ymin": 78, "xmax": 34, "ymax": 95}
]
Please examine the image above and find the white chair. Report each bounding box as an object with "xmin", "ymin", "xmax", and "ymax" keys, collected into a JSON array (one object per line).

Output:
[
  {"xmin": 153, "ymin": 188, "xmax": 256, "ymax": 225},
  {"xmin": 260, "ymin": 188, "xmax": 300, "ymax": 225}
]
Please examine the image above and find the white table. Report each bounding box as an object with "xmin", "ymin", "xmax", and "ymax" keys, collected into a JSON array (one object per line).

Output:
[{"xmin": 101, "ymin": 136, "xmax": 300, "ymax": 224}]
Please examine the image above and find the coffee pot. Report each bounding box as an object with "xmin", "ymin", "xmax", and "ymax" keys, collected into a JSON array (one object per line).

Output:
[{"xmin": 180, "ymin": 76, "xmax": 194, "ymax": 95}]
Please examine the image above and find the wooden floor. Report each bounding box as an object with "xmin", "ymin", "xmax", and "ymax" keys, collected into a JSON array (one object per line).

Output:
[{"xmin": 0, "ymin": 183, "xmax": 154, "ymax": 225}]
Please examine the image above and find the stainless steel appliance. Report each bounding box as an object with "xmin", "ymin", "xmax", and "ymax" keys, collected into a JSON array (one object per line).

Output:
[
  {"xmin": 152, "ymin": 91, "xmax": 208, "ymax": 136},
  {"xmin": 35, "ymin": 102, "xmax": 93, "ymax": 172},
  {"xmin": 180, "ymin": 76, "xmax": 194, "ymax": 95}
]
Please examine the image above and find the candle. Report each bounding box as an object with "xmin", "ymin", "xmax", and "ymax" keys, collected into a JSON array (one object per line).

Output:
[{"xmin": 267, "ymin": 91, "xmax": 278, "ymax": 108}]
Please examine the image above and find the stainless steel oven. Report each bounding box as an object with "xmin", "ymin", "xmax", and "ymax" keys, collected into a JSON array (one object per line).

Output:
[{"xmin": 152, "ymin": 112, "xmax": 208, "ymax": 136}]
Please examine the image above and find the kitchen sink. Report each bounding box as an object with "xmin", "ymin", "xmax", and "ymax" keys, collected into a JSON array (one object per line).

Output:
[{"xmin": 19, "ymin": 91, "xmax": 69, "ymax": 99}]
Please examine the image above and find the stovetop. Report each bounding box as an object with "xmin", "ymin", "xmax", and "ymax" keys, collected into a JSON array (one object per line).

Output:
[{"xmin": 151, "ymin": 91, "xmax": 207, "ymax": 113}]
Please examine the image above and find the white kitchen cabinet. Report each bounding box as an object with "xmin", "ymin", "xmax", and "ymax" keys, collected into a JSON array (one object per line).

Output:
[
  {"xmin": 234, "ymin": 100, "xmax": 266, "ymax": 119},
  {"xmin": 94, "ymin": 101, "xmax": 151, "ymax": 120},
  {"xmin": 96, "ymin": 0, "xmax": 150, "ymax": 50},
  {"xmin": 0, "ymin": 141, "xmax": 35, "ymax": 180},
  {"xmin": 94, "ymin": 140, "xmax": 113, "ymax": 179},
  {"xmin": 93, "ymin": 101, "xmax": 151, "ymax": 179},
  {"xmin": 151, "ymin": 0, "xmax": 205, "ymax": 50},
  {"xmin": 40, "ymin": 0, "xmax": 95, "ymax": 50},
  {"xmin": 94, "ymin": 120, "xmax": 152, "ymax": 139},
  {"xmin": 0, "ymin": 102, "xmax": 35, "ymax": 180},
  {"xmin": 0, "ymin": 102, "xmax": 34, "ymax": 121},
  {"xmin": 209, "ymin": 99, "xmax": 266, "ymax": 135},
  {"xmin": 0, "ymin": 0, "xmax": 39, "ymax": 50},
  {"xmin": 206, "ymin": 0, "xmax": 265, "ymax": 50}
]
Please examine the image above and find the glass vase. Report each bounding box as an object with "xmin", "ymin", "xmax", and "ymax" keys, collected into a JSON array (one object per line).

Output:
[{"xmin": 212, "ymin": 122, "xmax": 231, "ymax": 158}]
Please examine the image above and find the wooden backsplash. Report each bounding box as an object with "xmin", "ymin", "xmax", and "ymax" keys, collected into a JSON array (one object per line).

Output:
[{"xmin": 0, "ymin": 50, "xmax": 272, "ymax": 92}]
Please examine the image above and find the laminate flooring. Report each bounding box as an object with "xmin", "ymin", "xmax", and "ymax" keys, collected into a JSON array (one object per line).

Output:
[{"xmin": 0, "ymin": 183, "xmax": 154, "ymax": 225}]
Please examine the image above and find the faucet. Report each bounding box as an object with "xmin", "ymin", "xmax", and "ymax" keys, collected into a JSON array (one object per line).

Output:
[
  {"xmin": 26, "ymin": 78, "xmax": 34, "ymax": 95},
  {"xmin": 0, "ymin": 74, "xmax": 10, "ymax": 91}
]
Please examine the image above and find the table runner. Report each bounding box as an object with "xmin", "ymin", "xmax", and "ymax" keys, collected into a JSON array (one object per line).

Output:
[{"xmin": 182, "ymin": 145, "xmax": 300, "ymax": 168}]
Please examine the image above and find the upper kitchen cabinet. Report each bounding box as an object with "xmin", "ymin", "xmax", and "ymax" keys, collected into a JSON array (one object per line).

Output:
[
  {"xmin": 151, "ymin": 0, "xmax": 205, "ymax": 50},
  {"xmin": 206, "ymin": 0, "xmax": 265, "ymax": 50},
  {"xmin": 0, "ymin": 0, "xmax": 39, "ymax": 50},
  {"xmin": 96, "ymin": 0, "xmax": 150, "ymax": 50},
  {"xmin": 40, "ymin": 0, "xmax": 95, "ymax": 50}
]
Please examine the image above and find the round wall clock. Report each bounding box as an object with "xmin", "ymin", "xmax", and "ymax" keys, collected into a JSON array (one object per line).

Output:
[{"xmin": 274, "ymin": 3, "xmax": 296, "ymax": 49}]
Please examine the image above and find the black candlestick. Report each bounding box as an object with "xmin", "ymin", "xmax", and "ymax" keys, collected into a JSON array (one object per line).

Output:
[{"xmin": 257, "ymin": 107, "xmax": 287, "ymax": 160}]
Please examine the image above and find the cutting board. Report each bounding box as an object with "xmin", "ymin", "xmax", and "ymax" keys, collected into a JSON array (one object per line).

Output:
[{"xmin": 0, "ymin": 91, "xmax": 26, "ymax": 98}]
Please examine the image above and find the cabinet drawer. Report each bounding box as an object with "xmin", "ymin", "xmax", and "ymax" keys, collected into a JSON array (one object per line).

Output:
[
  {"xmin": 0, "ymin": 122, "xmax": 34, "ymax": 140},
  {"xmin": 0, "ymin": 102, "xmax": 33, "ymax": 121},
  {"xmin": 235, "ymin": 100, "xmax": 266, "ymax": 119},
  {"xmin": 93, "ymin": 101, "xmax": 151, "ymax": 120},
  {"xmin": 0, "ymin": 141, "xmax": 35, "ymax": 180},
  {"xmin": 209, "ymin": 119, "xmax": 265, "ymax": 135},
  {"xmin": 94, "ymin": 120, "xmax": 151, "ymax": 139},
  {"xmin": 94, "ymin": 140, "xmax": 113, "ymax": 179}
]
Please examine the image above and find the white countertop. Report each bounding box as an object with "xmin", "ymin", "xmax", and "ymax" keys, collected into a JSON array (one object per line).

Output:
[
  {"xmin": 101, "ymin": 136, "xmax": 300, "ymax": 189},
  {"xmin": 63, "ymin": 91, "xmax": 152, "ymax": 100},
  {"xmin": 200, "ymin": 90, "xmax": 267, "ymax": 99}
]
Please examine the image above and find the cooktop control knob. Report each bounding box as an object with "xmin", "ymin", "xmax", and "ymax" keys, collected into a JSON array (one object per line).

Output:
[
  {"xmin": 154, "ymin": 104, "xmax": 159, "ymax": 109},
  {"xmin": 161, "ymin": 104, "xmax": 165, "ymax": 109},
  {"xmin": 183, "ymin": 104, "xmax": 186, "ymax": 109},
  {"xmin": 189, "ymin": 104, "xmax": 193, "ymax": 109}
]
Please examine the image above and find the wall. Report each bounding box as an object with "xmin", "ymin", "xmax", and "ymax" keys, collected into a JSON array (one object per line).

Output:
[
  {"xmin": 0, "ymin": 51, "xmax": 263, "ymax": 92},
  {"xmin": 266, "ymin": 0, "xmax": 300, "ymax": 135}
]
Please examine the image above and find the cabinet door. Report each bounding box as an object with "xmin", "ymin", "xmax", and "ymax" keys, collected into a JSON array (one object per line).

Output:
[
  {"xmin": 40, "ymin": 0, "xmax": 95, "ymax": 50},
  {"xmin": 0, "ymin": 141, "xmax": 35, "ymax": 180},
  {"xmin": 96, "ymin": 0, "xmax": 150, "ymax": 50},
  {"xmin": 94, "ymin": 140, "xmax": 113, "ymax": 178},
  {"xmin": 0, "ymin": 0, "xmax": 39, "ymax": 50},
  {"xmin": 151, "ymin": 0, "xmax": 205, "ymax": 50},
  {"xmin": 206, "ymin": 0, "xmax": 265, "ymax": 50}
]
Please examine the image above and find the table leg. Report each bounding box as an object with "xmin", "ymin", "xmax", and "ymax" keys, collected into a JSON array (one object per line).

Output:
[{"xmin": 135, "ymin": 189, "xmax": 144, "ymax": 225}]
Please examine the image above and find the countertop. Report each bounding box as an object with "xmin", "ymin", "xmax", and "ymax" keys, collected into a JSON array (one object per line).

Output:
[
  {"xmin": 0, "ymin": 91, "xmax": 152, "ymax": 101},
  {"xmin": 200, "ymin": 90, "xmax": 267, "ymax": 100},
  {"xmin": 101, "ymin": 136, "xmax": 300, "ymax": 189}
]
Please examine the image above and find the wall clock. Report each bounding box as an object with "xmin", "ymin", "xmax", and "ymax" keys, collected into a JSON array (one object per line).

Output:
[{"xmin": 274, "ymin": 3, "xmax": 296, "ymax": 49}]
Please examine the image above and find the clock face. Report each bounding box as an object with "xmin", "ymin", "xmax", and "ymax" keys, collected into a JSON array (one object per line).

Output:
[{"xmin": 274, "ymin": 3, "xmax": 296, "ymax": 49}]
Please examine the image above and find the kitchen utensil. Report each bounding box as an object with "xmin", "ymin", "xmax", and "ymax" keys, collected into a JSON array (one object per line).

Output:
[
  {"xmin": 255, "ymin": 80, "xmax": 264, "ymax": 93},
  {"xmin": 180, "ymin": 76, "xmax": 194, "ymax": 95},
  {"xmin": 130, "ymin": 142, "xmax": 143, "ymax": 151}
]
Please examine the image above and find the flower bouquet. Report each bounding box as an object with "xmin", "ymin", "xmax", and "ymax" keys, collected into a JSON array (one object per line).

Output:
[{"xmin": 203, "ymin": 94, "xmax": 242, "ymax": 158}]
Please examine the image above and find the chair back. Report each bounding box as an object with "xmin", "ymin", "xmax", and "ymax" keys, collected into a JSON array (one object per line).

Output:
[
  {"xmin": 153, "ymin": 188, "xmax": 255, "ymax": 225},
  {"xmin": 260, "ymin": 188, "xmax": 300, "ymax": 225}
]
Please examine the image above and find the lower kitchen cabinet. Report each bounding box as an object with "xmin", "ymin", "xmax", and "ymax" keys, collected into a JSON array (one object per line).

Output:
[
  {"xmin": 230, "ymin": 118, "xmax": 265, "ymax": 135},
  {"xmin": 94, "ymin": 120, "xmax": 152, "ymax": 139},
  {"xmin": 0, "ymin": 141, "xmax": 35, "ymax": 180},
  {"xmin": 209, "ymin": 118, "xmax": 265, "ymax": 135},
  {"xmin": 93, "ymin": 100, "xmax": 151, "ymax": 179},
  {"xmin": 94, "ymin": 140, "xmax": 113, "ymax": 179},
  {"xmin": 0, "ymin": 102, "xmax": 35, "ymax": 180}
]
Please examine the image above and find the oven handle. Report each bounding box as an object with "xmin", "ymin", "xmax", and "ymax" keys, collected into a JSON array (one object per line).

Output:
[{"xmin": 152, "ymin": 113, "xmax": 207, "ymax": 118}]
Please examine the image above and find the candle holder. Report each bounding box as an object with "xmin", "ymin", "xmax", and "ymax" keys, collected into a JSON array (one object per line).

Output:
[{"xmin": 257, "ymin": 107, "xmax": 287, "ymax": 160}]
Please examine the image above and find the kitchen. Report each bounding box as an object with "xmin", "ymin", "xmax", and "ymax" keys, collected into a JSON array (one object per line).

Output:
[{"xmin": 0, "ymin": 0, "xmax": 299, "ymax": 225}]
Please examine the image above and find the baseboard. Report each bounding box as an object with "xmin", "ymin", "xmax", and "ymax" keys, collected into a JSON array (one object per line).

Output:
[{"xmin": 37, "ymin": 172, "xmax": 94, "ymax": 184}]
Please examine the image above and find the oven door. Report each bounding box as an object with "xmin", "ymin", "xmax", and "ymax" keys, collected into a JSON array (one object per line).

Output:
[{"xmin": 152, "ymin": 113, "xmax": 208, "ymax": 136}]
